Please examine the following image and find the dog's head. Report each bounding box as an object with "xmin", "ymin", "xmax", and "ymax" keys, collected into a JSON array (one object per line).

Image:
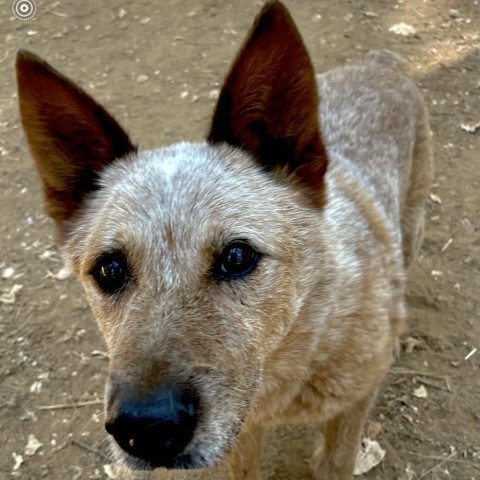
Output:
[{"xmin": 16, "ymin": 1, "xmax": 328, "ymax": 471}]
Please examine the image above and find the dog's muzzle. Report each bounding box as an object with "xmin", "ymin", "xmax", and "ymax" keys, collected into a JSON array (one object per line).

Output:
[{"xmin": 105, "ymin": 383, "xmax": 198, "ymax": 469}]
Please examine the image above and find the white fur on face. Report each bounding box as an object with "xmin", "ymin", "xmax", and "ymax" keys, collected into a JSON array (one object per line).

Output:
[
  {"xmin": 63, "ymin": 142, "xmax": 325, "ymax": 467},
  {"xmin": 71, "ymin": 142, "xmax": 317, "ymax": 299}
]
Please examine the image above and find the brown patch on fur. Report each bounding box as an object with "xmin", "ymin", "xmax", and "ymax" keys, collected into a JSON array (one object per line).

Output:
[
  {"xmin": 207, "ymin": 1, "xmax": 328, "ymax": 206},
  {"xmin": 15, "ymin": 50, "xmax": 136, "ymax": 242},
  {"xmin": 163, "ymin": 221, "xmax": 176, "ymax": 254}
]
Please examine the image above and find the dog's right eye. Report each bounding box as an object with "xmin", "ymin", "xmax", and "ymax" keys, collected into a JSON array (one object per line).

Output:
[
  {"xmin": 214, "ymin": 241, "xmax": 261, "ymax": 281},
  {"xmin": 91, "ymin": 252, "xmax": 130, "ymax": 294}
]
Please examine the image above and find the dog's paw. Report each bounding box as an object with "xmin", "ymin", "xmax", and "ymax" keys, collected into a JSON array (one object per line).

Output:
[{"xmin": 310, "ymin": 441, "xmax": 354, "ymax": 480}]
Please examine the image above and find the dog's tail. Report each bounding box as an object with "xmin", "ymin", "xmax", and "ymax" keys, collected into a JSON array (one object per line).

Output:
[{"xmin": 364, "ymin": 49, "xmax": 407, "ymax": 70}]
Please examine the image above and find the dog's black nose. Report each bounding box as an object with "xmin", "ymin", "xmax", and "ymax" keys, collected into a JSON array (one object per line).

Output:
[{"xmin": 105, "ymin": 385, "xmax": 198, "ymax": 468}]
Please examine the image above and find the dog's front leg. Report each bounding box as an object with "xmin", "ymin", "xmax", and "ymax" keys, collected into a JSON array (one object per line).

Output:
[
  {"xmin": 310, "ymin": 391, "xmax": 376, "ymax": 480},
  {"xmin": 226, "ymin": 423, "xmax": 263, "ymax": 480}
]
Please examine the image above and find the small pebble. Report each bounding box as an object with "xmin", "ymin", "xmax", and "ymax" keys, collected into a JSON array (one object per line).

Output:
[
  {"xmin": 209, "ymin": 89, "xmax": 220, "ymax": 100},
  {"xmin": 136, "ymin": 74, "xmax": 149, "ymax": 83},
  {"xmin": 449, "ymin": 9, "xmax": 461, "ymax": 18},
  {"xmin": 389, "ymin": 23, "xmax": 417, "ymax": 36},
  {"xmin": 2, "ymin": 267, "xmax": 15, "ymax": 279}
]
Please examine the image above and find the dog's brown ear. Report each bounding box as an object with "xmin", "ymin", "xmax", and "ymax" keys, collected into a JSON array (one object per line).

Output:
[
  {"xmin": 208, "ymin": 1, "xmax": 327, "ymax": 202},
  {"xmin": 16, "ymin": 50, "xmax": 136, "ymax": 242}
]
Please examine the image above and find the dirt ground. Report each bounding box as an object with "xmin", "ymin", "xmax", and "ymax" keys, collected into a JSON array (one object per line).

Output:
[{"xmin": 1, "ymin": 0, "xmax": 479, "ymax": 479}]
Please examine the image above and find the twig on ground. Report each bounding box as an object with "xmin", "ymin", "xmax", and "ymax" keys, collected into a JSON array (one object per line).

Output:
[
  {"xmin": 38, "ymin": 398, "xmax": 103, "ymax": 410},
  {"xmin": 418, "ymin": 451, "xmax": 457, "ymax": 479},
  {"xmin": 91, "ymin": 350, "xmax": 109, "ymax": 359},
  {"xmin": 415, "ymin": 377, "xmax": 450, "ymax": 392},
  {"xmin": 402, "ymin": 450, "xmax": 480, "ymax": 470},
  {"xmin": 390, "ymin": 367, "xmax": 451, "ymax": 379},
  {"xmin": 390, "ymin": 367, "xmax": 452, "ymax": 391},
  {"xmin": 71, "ymin": 439, "xmax": 110, "ymax": 461},
  {"xmin": 464, "ymin": 347, "xmax": 477, "ymax": 361}
]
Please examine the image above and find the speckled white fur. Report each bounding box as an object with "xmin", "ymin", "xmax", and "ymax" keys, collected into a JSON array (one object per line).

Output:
[{"xmin": 54, "ymin": 51, "xmax": 432, "ymax": 479}]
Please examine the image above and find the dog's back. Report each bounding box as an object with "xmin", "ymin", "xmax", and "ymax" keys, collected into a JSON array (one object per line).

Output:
[{"xmin": 318, "ymin": 53, "xmax": 433, "ymax": 268}]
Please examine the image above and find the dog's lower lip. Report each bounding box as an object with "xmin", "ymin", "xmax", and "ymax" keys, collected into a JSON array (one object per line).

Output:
[{"xmin": 124, "ymin": 452, "xmax": 206, "ymax": 471}]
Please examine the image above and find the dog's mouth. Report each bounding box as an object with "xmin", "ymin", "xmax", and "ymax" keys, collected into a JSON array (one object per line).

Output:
[
  {"xmin": 109, "ymin": 425, "xmax": 239, "ymax": 472},
  {"xmin": 108, "ymin": 408, "xmax": 246, "ymax": 472},
  {"xmin": 105, "ymin": 376, "xmax": 258, "ymax": 471},
  {"xmin": 110, "ymin": 445, "xmax": 209, "ymax": 471}
]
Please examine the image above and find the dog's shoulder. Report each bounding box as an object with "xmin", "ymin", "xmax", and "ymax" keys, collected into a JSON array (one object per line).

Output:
[
  {"xmin": 317, "ymin": 52, "xmax": 428, "ymax": 233},
  {"xmin": 317, "ymin": 51, "xmax": 425, "ymax": 149}
]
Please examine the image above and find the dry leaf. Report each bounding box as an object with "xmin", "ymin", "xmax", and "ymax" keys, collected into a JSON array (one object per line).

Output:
[
  {"xmin": 404, "ymin": 337, "xmax": 422, "ymax": 354},
  {"xmin": 2, "ymin": 267, "xmax": 15, "ymax": 279},
  {"xmin": 460, "ymin": 121, "xmax": 480, "ymax": 133},
  {"xmin": 389, "ymin": 23, "xmax": 416, "ymax": 36},
  {"xmin": 413, "ymin": 385, "xmax": 428, "ymax": 398},
  {"xmin": 354, "ymin": 438, "xmax": 386, "ymax": 475},
  {"xmin": 25, "ymin": 434, "xmax": 43, "ymax": 456},
  {"xmin": 30, "ymin": 381, "xmax": 43, "ymax": 394},
  {"xmin": 0, "ymin": 284, "xmax": 23, "ymax": 304},
  {"xmin": 12, "ymin": 452, "xmax": 24, "ymax": 471},
  {"xmin": 103, "ymin": 464, "xmax": 117, "ymax": 479},
  {"xmin": 52, "ymin": 267, "xmax": 70, "ymax": 281}
]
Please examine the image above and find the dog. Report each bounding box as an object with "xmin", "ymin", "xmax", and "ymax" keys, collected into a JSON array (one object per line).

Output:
[{"xmin": 16, "ymin": 1, "xmax": 432, "ymax": 478}]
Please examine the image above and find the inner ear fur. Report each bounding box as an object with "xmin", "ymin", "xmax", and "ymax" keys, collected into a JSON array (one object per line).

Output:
[
  {"xmin": 208, "ymin": 1, "xmax": 328, "ymax": 202},
  {"xmin": 16, "ymin": 50, "xmax": 136, "ymax": 242}
]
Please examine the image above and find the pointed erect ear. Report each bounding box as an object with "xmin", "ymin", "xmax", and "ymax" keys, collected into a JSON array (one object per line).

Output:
[
  {"xmin": 16, "ymin": 50, "xmax": 136, "ymax": 242},
  {"xmin": 207, "ymin": 1, "xmax": 328, "ymax": 202}
]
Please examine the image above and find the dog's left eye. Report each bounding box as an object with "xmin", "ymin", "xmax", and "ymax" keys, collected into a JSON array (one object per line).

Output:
[
  {"xmin": 91, "ymin": 252, "xmax": 130, "ymax": 294},
  {"xmin": 215, "ymin": 241, "xmax": 260, "ymax": 280}
]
